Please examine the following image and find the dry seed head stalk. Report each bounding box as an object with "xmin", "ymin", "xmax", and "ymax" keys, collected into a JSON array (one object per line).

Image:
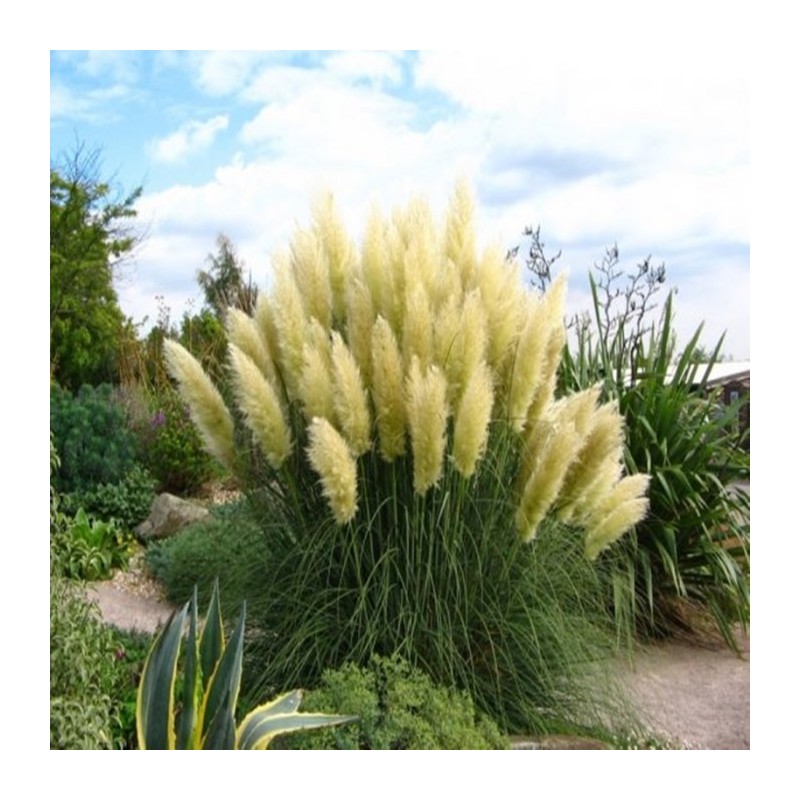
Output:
[
  {"xmin": 229, "ymin": 344, "xmax": 292, "ymax": 469},
  {"xmin": 371, "ymin": 315, "xmax": 407, "ymax": 462},
  {"xmin": 331, "ymin": 331, "xmax": 372, "ymax": 456},
  {"xmin": 306, "ymin": 416, "xmax": 359, "ymax": 524},
  {"xmin": 163, "ymin": 340, "xmax": 235, "ymax": 470},
  {"xmin": 584, "ymin": 474, "xmax": 651, "ymax": 560},
  {"xmin": 406, "ymin": 357, "xmax": 449, "ymax": 494},
  {"xmin": 452, "ymin": 360, "xmax": 495, "ymax": 478},
  {"xmin": 226, "ymin": 307, "xmax": 277, "ymax": 388}
]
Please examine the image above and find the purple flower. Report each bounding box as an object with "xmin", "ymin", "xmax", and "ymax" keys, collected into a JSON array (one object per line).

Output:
[{"xmin": 151, "ymin": 410, "xmax": 166, "ymax": 428}]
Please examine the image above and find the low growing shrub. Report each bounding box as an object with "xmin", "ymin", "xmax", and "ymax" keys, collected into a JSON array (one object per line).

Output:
[
  {"xmin": 61, "ymin": 464, "xmax": 156, "ymax": 531},
  {"xmin": 279, "ymin": 653, "xmax": 507, "ymax": 749},
  {"xmin": 50, "ymin": 571, "xmax": 124, "ymax": 748},
  {"xmin": 51, "ymin": 508, "xmax": 132, "ymax": 581},
  {"xmin": 145, "ymin": 499, "xmax": 267, "ymax": 613}
]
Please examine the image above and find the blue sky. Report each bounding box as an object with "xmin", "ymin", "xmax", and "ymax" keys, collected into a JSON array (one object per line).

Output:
[{"xmin": 50, "ymin": 48, "xmax": 749, "ymax": 358}]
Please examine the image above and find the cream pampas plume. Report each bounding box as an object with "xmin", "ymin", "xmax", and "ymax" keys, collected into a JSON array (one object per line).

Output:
[
  {"xmin": 331, "ymin": 331, "xmax": 372, "ymax": 456},
  {"xmin": 306, "ymin": 416, "xmax": 358, "ymax": 524},
  {"xmin": 298, "ymin": 319, "xmax": 335, "ymax": 424},
  {"xmin": 406, "ymin": 357, "xmax": 449, "ymax": 494},
  {"xmin": 516, "ymin": 416, "xmax": 583, "ymax": 543},
  {"xmin": 163, "ymin": 340, "xmax": 235, "ymax": 470},
  {"xmin": 371, "ymin": 316, "xmax": 407, "ymax": 462},
  {"xmin": 228, "ymin": 344, "xmax": 292, "ymax": 469},
  {"xmin": 226, "ymin": 307, "xmax": 278, "ymax": 389},
  {"xmin": 452, "ymin": 361, "xmax": 494, "ymax": 478},
  {"xmin": 584, "ymin": 474, "xmax": 650, "ymax": 560}
]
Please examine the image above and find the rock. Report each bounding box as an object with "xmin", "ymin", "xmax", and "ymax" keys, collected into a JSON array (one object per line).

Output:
[
  {"xmin": 135, "ymin": 493, "xmax": 209, "ymax": 543},
  {"xmin": 509, "ymin": 735, "xmax": 611, "ymax": 750}
]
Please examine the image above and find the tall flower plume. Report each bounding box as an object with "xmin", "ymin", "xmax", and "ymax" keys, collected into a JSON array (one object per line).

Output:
[
  {"xmin": 163, "ymin": 340, "xmax": 235, "ymax": 470},
  {"xmin": 306, "ymin": 416, "xmax": 358, "ymax": 524}
]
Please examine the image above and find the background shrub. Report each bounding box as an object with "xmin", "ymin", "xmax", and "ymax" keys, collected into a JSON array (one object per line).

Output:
[
  {"xmin": 145, "ymin": 499, "xmax": 267, "ymax": 612},
  {"xmin": 136, "ymin": 385, "xmax": 218, "ymax": 495},
  {"xmin": 280, "ymin": 653, "xmax": 507, "ymax": 749},
  {"xmin": 61, "ymin": 464, "xmax": 155, "ymax": 531},
  {"xmin": 542, "ymin": 240, "xmax": 750, "ymax": 647},
  {"xmin": 51, "ymin": 383, "xmax": 140, "ymax": 494}
]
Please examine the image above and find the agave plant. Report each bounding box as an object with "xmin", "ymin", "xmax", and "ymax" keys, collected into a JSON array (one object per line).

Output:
[{"xmin": 136, "ymin": 582, "xmax": 356, "ymax": 749}]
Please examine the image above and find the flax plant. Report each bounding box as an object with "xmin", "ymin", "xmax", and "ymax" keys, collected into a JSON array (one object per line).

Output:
[{"xmin": 164, "ymin": 185, "xmax": 649, "ymax": 733}]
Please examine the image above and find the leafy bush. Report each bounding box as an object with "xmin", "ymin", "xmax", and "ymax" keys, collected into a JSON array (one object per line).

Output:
[
  {"xmin": 550, "ymin": 246, "xmax": 750, "ymax": 647},
  {"xmin": 137, "ymin": 385, "xmax": 218, "ymax": 495},
  {"xmin": 145, "ymin": 500, "xmax": 267, "ymax": 612},
  {"xmin": 164, "ymin": 186, "xmax": 647, "ymax": 733},
  {"xmin": 50, "ymin": 571, "xmax": 122, "ymax": 748},
  {"xmin": 51, "ymin": 383, "xmax": 140, "ymax": 494},
  {"xmin": 51, "ymin": 508, "xmax": 132, "ymax": 581},
  {"xmin": 61, "ymin": 464, "xmax": 155, "ymax": 531},
  {"xmin": 279, "ymin": 653, "xmax": 507, "ymax": 749}
]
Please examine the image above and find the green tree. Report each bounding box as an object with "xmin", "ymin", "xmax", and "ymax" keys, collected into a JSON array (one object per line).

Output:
[
  {"xmin": 50, "ymin": 146, "xmax": 142, "ymax": 389},
  {"xmin": 197, "ymin": 233, "xmax": 258, "ymax": 318}
]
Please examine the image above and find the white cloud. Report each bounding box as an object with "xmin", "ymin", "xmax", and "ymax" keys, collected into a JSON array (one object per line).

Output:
[
  {"xmin": 193, "ymin": 51, "xmax": 280, "ymax": 95},
  {"xmin": 150, "ymin": 115, "xmax": 229, "ymax": 163},
  {"xmin": 119, "ymin": 49, "xmax": 748, "ymax": 360},
  {"xmin": 323, "ymin": 51, "xmax": 404, "ymax": 85},
  {"xmin": 79, "ymin": 51, "xmax": 141, "ymax": 83},
  {"xmin": 50, "ymin": 82, "xmax": 132, "ymax": 121}
]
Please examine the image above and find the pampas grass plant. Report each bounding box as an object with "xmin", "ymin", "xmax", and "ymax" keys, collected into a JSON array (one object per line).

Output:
[{"xmin": 164, "ymin": 183, "xmax": 648, "ymax": 733}]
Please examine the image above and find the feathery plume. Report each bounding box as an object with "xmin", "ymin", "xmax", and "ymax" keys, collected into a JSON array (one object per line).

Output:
[
  {"xmin": 331, "ymin": 331, "xmax": 372, "ymax": 456},
  {"xmin": 345, "ymin": 278, "xmax": 376, "ymax": 386},
  {"xmin": 289, "ymin": 228, "xmax": 332, "ymax": 330},
  {"xmin": 406, "ymin": 357, "xmax": 449, "ymax": 494},
  {"xmin": 452, "ymin": 361, "xmax": 494, "ymax": 478},
  {"xmin": 312, "ymin": 192, "xmax": 354, "ymax": 322},
  {"xmin": 516, "ymin": 416, "xmax": 583, "ymax": 543},
  {"xmin": 226, "ymin": 307, "xmax": 278, "ymax": 388},
  {"xmin": 505, "ymin": 294, "xmax": 550, "ymax": 431},
  {"xmin": 163, "ymin": 340, "xmax": 235, "ymax": 470},
  {"xmin": 402, "ymin": 281, "xmax": 434, "ymax": 371},
  {"xmin": 271, "ymin": 258, "xmax": 308, "ymax": 400},
  {"xmin": 306, "ymin": 416, "xmax": 359, "ymax": 524},
  {"xmin": 584, "ymin": 474, "xmax": 650, "ymax": 560},
  {"xmin": 444, "ymin": 180, "xmax": 478, "ymax": 291},
  {"xmin": 298, "ymin": 325, "xmax": 335, "ymax": 425},
  {"xmin": 371, "ymin": 316, "xmax": 407, "ymax": 461},
  {"xmin": 229, "ymin": 344, "xmax": 292, "ymax": 469}
]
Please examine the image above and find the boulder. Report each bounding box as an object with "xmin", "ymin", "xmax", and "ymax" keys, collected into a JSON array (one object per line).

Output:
[{"xmin": 135, "ymin": 493, "xmax": 209, "ymax": 543}]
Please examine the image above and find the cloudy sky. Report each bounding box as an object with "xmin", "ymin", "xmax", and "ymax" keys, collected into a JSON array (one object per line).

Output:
[{"xmin": 50, "ymin": 48, "xmax": 749, "ymax": 358}]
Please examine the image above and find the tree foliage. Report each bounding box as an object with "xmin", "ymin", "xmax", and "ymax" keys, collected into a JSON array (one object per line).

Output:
[
  {"xmin": 197, "ymin": 233, "xmax": 258, "ymax": 318},
  {"xmin": 50, "ymin": 145, "xmax": 142, "ymax": 389}
]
